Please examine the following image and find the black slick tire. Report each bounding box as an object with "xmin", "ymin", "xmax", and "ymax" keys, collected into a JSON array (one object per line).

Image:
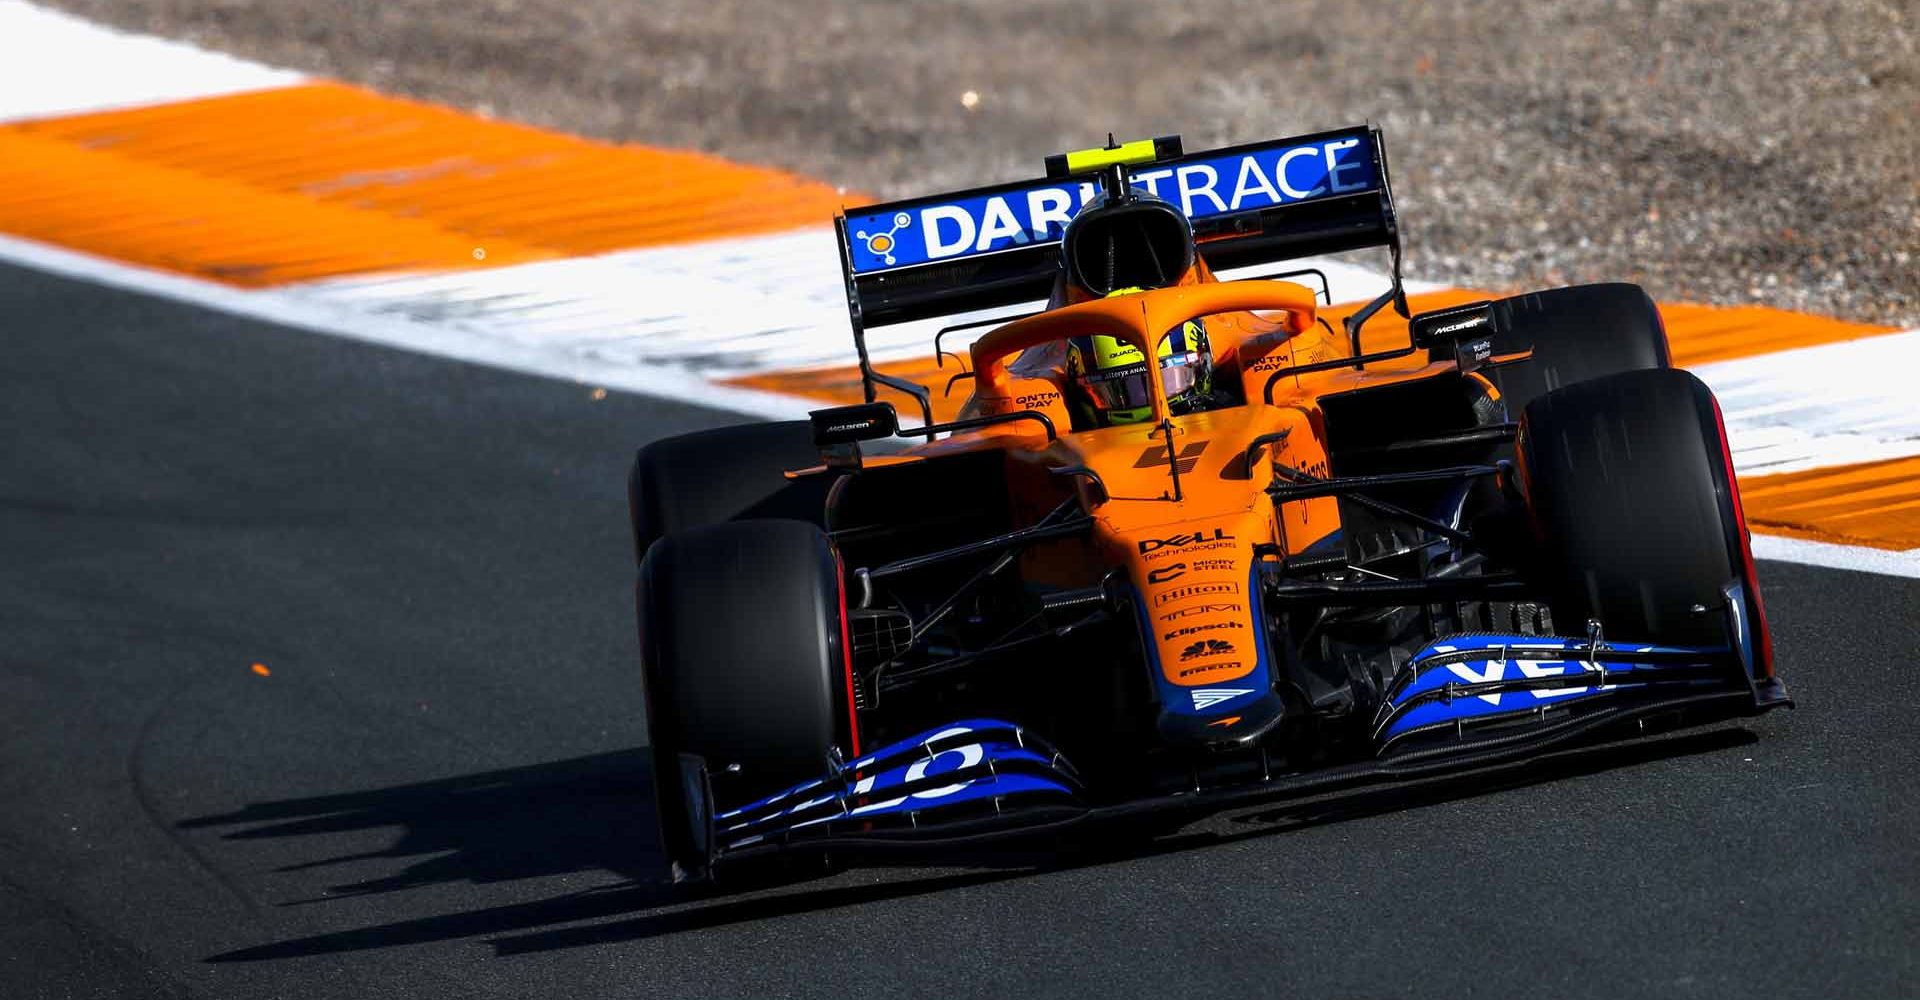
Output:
[
  {"xmin": 1518, "ymin": 367, "xmax": 1768, "ymax": 654},
  {"xmin": 629, "ymin": 420, "xmax": 830, "ymax": 562},
  {"xmin": 1488, "ymin": 282, "xmax": 1671, "ymax": 417},
  {"xmin": 637, "ymin": 519, "xmax": 856, "ymax": 875}
]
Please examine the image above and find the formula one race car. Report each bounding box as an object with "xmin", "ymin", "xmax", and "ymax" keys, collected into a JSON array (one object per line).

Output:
[{"xmin": 630, "ymin": 127, "xmax": 1789, "ymax": 880}]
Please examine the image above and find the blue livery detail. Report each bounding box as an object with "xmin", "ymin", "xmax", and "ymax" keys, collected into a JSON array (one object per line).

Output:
[
  {"xmin": 844, "ymin": 128, "xmax": 1381, "ymax": 276},
  {"xmin": 711, "ymin": 720, "xmax": 1079, "ymax": 850},
  {"xmin": 1372, "ymin": 635, "xmax": 1727, "ymax": 745},
  {"xmin": 1129, "ymin": 561, "xmax": 1278, "ymax": 720}
]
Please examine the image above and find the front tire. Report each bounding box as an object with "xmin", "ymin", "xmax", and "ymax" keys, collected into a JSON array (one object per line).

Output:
[
  {"xmin": 1518, "ymin": 368, "xmax": 1767, "ymax": 653},
  {"xmin": 638, "ymin": 519, "xmax": 856, "ymax": 875}
]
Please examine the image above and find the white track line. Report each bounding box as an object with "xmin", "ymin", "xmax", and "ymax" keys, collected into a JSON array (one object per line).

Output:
[
  {"xmin": 0, "ymin": 1, "xmax": 302, "ymax": 122},
  {"xmin": 0, "ymin": 232, "xmax": 815, "ymax": 419},
  {"xmin": 289, "ymin": 233, "xmax": 1444, "ymax": 378},
  {"xmin": 3, "ymin": 228, "xmax": 1912, "ymax": 579},
  {"xmin": 1750, "ymin": 535, "xmax": 1920, "ymax": 580}
]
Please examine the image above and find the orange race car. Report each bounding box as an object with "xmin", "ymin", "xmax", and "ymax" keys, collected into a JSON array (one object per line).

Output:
[{"xmin": 629, "ymin": 127, "xmax": 1788, "ymax": 881}]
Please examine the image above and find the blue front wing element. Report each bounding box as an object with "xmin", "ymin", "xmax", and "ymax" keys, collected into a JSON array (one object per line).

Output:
[
  {"xmin": 843, "ymin": 127, "xmax": 1382, "ymax": 276},
  {"xmin": 704, "ymin": 635, "xmax": 1763, "ymax": 860},
  {"xmin": 711, "ymin": 719, "xmax": 1081, "ymax": 853},
  {"xmin": 1373, "ymin": 635, "xmax": 1732, "ymax": 748}
]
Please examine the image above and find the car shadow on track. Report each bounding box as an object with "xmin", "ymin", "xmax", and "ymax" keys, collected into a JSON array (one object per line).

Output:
[
  {"xmin": 199, "ymin": 726, "xmax": 1755, "ymax": 963},
  {"xmin": 180, "ymin": 749, "xmax": 668, "ymax": 904}
]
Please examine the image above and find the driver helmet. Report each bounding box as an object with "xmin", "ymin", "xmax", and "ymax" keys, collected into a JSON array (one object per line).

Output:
[{"xmin": 1066, "ymin": 292, "xmax": 1213, "ymax": 426}]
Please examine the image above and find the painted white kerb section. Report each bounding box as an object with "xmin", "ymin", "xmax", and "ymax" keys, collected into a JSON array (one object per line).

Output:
[
  {"xmin": 0, "ymin": 0, "xmax": 302, "ymax": 123},
  {"xmin": 1692, "ymin": 328, "xmax": 1920, "ymax": 477}
]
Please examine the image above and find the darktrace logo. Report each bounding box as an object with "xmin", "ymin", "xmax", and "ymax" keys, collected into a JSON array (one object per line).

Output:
[
  {"xmin": 1163, "ymin": 620, "xmax": 1239, "ymax": 642},
  {"xmin": 1180, "ymin": 639, "xmax": 1235, "ymax": 661},
  {"xmin": 1157, "ymin": 601, "xmax": 1242, "ymax": 622},
  {"xmin": 1153, "ymin": 581, "xmax": 1238, "ymax": 607},
  {"xmin": 1147, "ymin": 563, "xmax": 1186, "ymax": 584},
  {"xmin": 1138, "ymin": 527, "xmax": 1234, "ymax": 557}
]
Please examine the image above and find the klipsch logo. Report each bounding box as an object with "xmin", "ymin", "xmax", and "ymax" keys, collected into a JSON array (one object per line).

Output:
[
  {"xmin": 1164, "ymin": 620, "xmax": 1238, "ymax": 642},
  {"xmin": 1153, "ymin": 582, "xmax": 1240, "ymax": 608}
]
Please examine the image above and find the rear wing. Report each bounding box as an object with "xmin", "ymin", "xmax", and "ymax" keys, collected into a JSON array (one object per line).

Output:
[
  {"xmin": 832, "ymin": 125, "xmax": 1405, "ymax": 406},
  {"xmin": 837, "ymin": 125, "xmax": 1401, "ymax": 328}
]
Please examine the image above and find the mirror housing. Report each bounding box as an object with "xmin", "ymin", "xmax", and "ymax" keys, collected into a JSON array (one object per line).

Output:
[
  {"xmin": 809, "ymin": 402, "xmax": 899, "ymax": 469},
  {"xmin": 1409, "ymin": 300, "xmax": 1504, "ymax": 373}
]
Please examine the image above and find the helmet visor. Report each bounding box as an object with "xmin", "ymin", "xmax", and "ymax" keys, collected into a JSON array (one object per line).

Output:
[
  {"xmin": 1082, "ymin": 362, "xmax": 1154, "ymax": 412},
  {"xmin": 1082, "ymin": 352, "xmax": 1204, "ymax": 411}
]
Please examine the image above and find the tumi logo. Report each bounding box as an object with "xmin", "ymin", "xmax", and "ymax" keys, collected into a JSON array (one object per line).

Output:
[
  {"xmin": 1163, "ymin": 620, "xmax": 1239, "ymax": 642},
  {"xmin": 1153, "ymin": 582, "xmax": 1239, "ymax": 607},
  {"xmin": 1159, "ymin": 602, "xmax": 1241, "ymax": 622}
]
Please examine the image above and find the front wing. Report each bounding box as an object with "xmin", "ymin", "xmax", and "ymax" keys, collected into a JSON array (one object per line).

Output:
[{"xmin": 690, "ymin": 629, "xmax": 1788, "ymax": 873}]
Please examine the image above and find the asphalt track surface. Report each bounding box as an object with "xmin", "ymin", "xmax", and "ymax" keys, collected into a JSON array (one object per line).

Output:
[{"xmin": 3, "ymin": 261, "xmax": 1916, "ymax": 999}]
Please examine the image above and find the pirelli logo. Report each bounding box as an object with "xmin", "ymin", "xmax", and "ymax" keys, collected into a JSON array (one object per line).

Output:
[{"xmin": 1152, "ymin": 581, "xmax": 1240, "ymax": 608}]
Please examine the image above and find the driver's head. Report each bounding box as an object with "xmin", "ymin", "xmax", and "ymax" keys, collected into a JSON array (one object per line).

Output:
[{"xmin": 1066, "ymin": 303, "xmax": 1213, "ymax": 427}]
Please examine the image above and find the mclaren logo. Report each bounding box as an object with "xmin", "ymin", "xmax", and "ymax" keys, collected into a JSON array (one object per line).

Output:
[
  {"xmin": 1431, "ymin": 316, "xmax": 1486, "ymax": 338},
  {"xmin": 1191, "ymin": 688, "xmax": 1253, "ymax": 710}
]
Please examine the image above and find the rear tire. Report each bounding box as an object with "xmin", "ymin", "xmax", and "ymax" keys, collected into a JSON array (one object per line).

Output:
[
  {"xmin": 638, "ymin": 519, "xmax": 855, "ymax": 874},
  {"xmin": 629, "ymin": 421, "xmax": 830, "ymax": 561},
  {"xmin": 1486, "ymin": 282, "xmax": 1671, "ymax": 417},
  {"xmin": 1518, "ymin": 368, "xmax": 1762, "ymax": 648}
]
